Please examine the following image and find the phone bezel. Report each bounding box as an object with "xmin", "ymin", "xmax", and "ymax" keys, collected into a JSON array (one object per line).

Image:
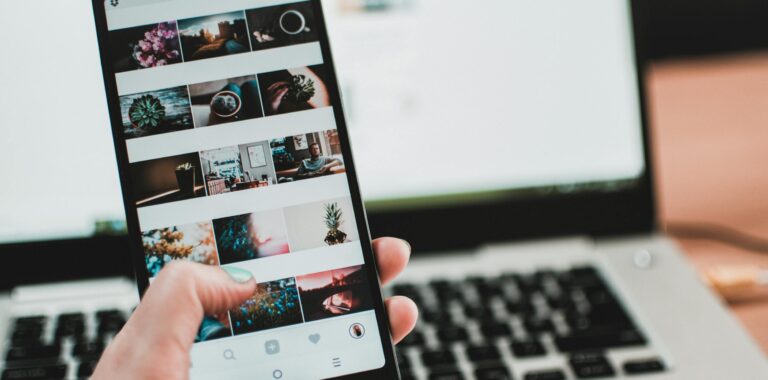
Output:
[{"xmin": 90, "ymin": 1, "xmax": 400, "ymax": 378}]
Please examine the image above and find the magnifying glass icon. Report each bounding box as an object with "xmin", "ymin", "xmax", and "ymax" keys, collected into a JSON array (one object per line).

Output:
[{"xmin": 223, "ymin": 349, "xmax": 236, "ymax": 361}]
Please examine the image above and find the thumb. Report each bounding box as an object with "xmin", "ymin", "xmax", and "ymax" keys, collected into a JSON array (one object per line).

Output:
[
  {"xmin": 123, "ymin": 262, "xmax": 255, "ymax": 353},
  {"xmin": 94, "ymin": 262, "xmax": 256, "ymax": 379}
]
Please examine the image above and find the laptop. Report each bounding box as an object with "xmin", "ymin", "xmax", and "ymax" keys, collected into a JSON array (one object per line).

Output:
[{"xmin": 1, "ymin": 0, "xmax": 766, "ymax": 379}]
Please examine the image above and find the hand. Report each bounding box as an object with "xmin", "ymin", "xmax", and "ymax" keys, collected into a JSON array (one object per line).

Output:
[
  {"xmin": 266, "ymin": 81, "xmax": 290, "ymax": 113},
  {"xmin": 92, "ymin": 238, "xmax": 417, "ymax": 380}
]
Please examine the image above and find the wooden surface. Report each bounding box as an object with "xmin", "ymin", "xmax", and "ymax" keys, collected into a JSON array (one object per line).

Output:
[{"xmin": 647, "ymin": 52, "xmax": 768, "ymax": 354}]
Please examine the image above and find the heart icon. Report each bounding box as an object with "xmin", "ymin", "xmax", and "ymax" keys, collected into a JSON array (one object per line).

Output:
[{"xmin": 309, "ymin": 334, "xmax": 321, "ymax": 344}]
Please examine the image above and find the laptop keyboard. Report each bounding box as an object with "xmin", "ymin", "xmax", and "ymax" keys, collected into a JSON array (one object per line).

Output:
[
  {"xmin": 2, "ymin": 309, "xmax": 128, "ymax": 379},
  {"xmin": 0, "ymin": 265, "xmax": 666, "ymax": 379},
  {"xmin": 387, "ymin": 265, "xmax": 667, "ymax": 380}
]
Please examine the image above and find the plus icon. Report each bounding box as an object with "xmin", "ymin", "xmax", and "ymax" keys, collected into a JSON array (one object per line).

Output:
[{"xmin": 265, "ymin": 340, "xmax": 280, "ymax": 355}]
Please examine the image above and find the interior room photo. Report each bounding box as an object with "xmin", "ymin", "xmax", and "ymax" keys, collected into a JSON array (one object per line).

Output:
[
  {"xmin": 199, "ymin": 141, "xmax": 275, "ymax": 195},
  {"xmin": 270, "ymin": 129, "xmax": 345, "ymax": 183},
  {"xmin": 129, "ymin": 153, "xmax": 206, "ymax": 207}
]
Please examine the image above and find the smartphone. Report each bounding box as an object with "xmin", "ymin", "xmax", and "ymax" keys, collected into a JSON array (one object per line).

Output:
[{"xmin": 91, "ymin": 1, "xmax": 399, "ymax": 378}]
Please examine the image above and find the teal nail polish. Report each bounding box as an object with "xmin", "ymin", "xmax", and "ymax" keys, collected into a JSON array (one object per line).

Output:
[{"xmin": 223, "ymin": 267, "xmax": 254, "ymax": 283}]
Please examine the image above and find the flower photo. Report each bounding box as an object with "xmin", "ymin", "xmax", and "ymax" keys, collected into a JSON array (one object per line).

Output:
[
  {"xmin": 108, "ymin": 21, "xmax": 182, "ymax": 73},
  {"xmin": 141, "ymin": 222, "xmax": 219, "ymax": 278},
  {"xmin": 230, "ymin": 277, "xmax": 303, "ymax": 335}
]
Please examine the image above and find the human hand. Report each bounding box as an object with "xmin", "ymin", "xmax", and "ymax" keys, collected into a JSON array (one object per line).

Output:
[
  {"xmin": 92, "ymin": 238, "xmax": 417, "ymax": 380},
  {"xmin": 266, "ymin": 81, "xmax": 290, "ymax": 113}
]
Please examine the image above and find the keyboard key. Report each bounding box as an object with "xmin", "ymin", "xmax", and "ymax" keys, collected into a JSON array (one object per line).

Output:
[
  {"xmin": 437, "ymin": 326, "xmax": 469, "ymax": 343},
  {"xmin": 5, "ymin": 345, "xmax": 61, "ymax": 363},
  {"xmin": 510, "ymin": 340, "xmax": 546, "ymax": 358},
  {"xmin": 464, "ymin": 304, "xmax": 494, "ymax": 320},
  {"xmin": 466, "ymin": 345, "xmax": 501, "ymax": 363},
  {"xmin": 623, "ymin": 358, "xmax": 665, "ymax": 374},
  {"xmin": 523, "ymin": 369, "xmax": 566, "ymax": 380},
  {"xmin": 399, "ymin": 331, "xmax": 426, "ymax": 347},
  {"xmin": 422, "ymin": 307, "xmax": 453, "ymax": 324},
  {"xmin": 506, "ymin": 300, "xmax": 534, "ymax": 315},
  {"xmin": 1, "ymin": 364, "xmax": 67, "ymax": 380},
  {"xmin": 569, "ymin": 352, "xmax": 615, "ymax": 379},
  {"xmin": 78, "ymin": 360, "xmax": 99, "ymax": 377},
  {"xmin": 475, "ymin": 365, "xmax": 512, "ymax": 380},
  {"xmin": 523, "ymin": 316, "xmax": 555, "ymax": 334},
  {"xmin": 55, "ymin": 314, "xmax": 85, "ymax": 339},
  {"xmin": 396, "ymin": 350, "xmax": 410, "ymax": 369},
  {"xmin": 480, "ymin": 321, "xmax": 512, "ymax": 338},
  {"xmin": 95, "ymin": 309, "xmax": 123, "ymax": 320},
  {"xmin": 429, "ymin": 369, "xmax": 464, "ymax": 380},
  {"xmin": 11, "ymin": 326, "xmax": 43, "ymax": 346},
  {"xmin": 554, "ymin": 328, "xmax": 646, "ymax": 352},
  {"xmin": 72, "ymin": 340, "xmax": 104, "ymax": 359},
  {"xmin": 13, "ymin": 317, "xmax": 47, "ymax": 328},
  {"xmin": 421, "ymin": 349, "xmax": 457, "ymax": 367}
]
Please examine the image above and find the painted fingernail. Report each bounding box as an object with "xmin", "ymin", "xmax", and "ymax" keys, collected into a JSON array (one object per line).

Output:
[{"xmin": 223, "ymin": 267, "xmax": 254, "ymax": 284}]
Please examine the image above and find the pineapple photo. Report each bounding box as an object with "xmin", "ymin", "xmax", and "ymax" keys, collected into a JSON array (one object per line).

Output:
[{"xmin": 323, "ymin": 202, "xmax": 347, "ymax": 246}]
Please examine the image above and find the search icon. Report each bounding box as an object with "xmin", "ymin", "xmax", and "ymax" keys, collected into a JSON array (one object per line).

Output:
[{"xmin": 223, "ymin": 349, "xmax": 236, "ymax": 361}]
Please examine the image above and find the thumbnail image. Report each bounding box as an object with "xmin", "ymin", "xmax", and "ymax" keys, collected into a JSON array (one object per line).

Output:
[
  {"xmin": 196, "ymin": 314, "xmax": 232, "ymax": 342},
  {"xmin": 200, "ymin": 141, "xmax": 275, "ymax": 195},
  {"xmin": 189, "ymin": 75, "xmax": 264, "ymax": 127},
  {"xmin": 258, "ymin": 65, "xmax": 331, "ymax": 116},
  {"xmin": 213, "ymin": 209, "xmax": 291, "ymax": 264},
  {"xmin": 230, "ymin": 277, "xmax": 303, "ymax": 335},
  {"xmin": 271, "ymin": 129, "xmax": 344, "ymax": 183},
  {"xmin": 142, "ymin": 222, "xmax": 219, "ymax": 278},
  {"xmin": 199, "ymin": 146, "xmax": 244, "ymax": 195},
  {"xmin": 119, "ymin": 86, "xmax": 194, "ymax": 139},
  {"xmin": 296, "ymin": 265, "xmax": 374, "ymax": 322},
  {"xmin": 108, "ymin": 21, "xmax": 182, "ymax": 73},
  {"xmin": 245, "ymin": 2, "xmax": 319, "ymax": 51},
  {"xmin": 283, "ymin": 197, "xmax": 359, "ymax": 252},
  {"xmin": 129, "ymin": 153, "xmax": 205, "ymax": 207},
  {"xmin": 178, "ymin": 11, "xmax": 250, "ymax": 62}
]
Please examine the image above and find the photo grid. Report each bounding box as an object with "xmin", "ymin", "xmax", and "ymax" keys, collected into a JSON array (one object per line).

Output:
[{"xmin": 115, "ymin": 1, "xmax": 372, "ymax": 343}]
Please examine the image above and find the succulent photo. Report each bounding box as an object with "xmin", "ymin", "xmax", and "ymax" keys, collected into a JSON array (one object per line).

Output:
[{"xmin": 129, "ymin": 94, "xmax": 166, "ymax": 129}]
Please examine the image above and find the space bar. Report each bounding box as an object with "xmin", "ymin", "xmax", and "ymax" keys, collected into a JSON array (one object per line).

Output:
[{"xmin": 554, "ymin": 328, "xmax": 646, "ymax": 352}]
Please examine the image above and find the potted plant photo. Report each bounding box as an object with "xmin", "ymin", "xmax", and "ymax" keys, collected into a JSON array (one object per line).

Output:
[
  {"xmin": 175, "ymin": 162, "xmax": 196, "ymax": 195},
  {"xmin": 284, "ymin": 74, "xmax": 316, "ymax": 104},
  {"xmin": 323, "ymin": 202, "xmax": 347, "ymax": 246}
]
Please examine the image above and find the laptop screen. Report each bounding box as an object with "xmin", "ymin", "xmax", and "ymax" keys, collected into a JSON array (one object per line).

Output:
[{"xmin": 0, "ymin": 0, "xmax": 643, "ymax": 244}]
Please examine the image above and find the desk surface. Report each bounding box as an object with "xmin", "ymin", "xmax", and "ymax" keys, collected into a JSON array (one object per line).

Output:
[{"xmin": 648, "ymin": 52, "xmax": 768, "ymax": 354}]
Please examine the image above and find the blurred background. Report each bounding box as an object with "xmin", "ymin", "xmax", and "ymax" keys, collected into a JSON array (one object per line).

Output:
[{"xmin": 1, "ymin": 0, "xmax": 767, "ymax": 351}]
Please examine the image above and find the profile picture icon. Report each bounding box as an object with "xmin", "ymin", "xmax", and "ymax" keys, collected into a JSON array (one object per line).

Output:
[{"xmin": 349, "ymin": 323, "xmax": 365, "ymax": 339}]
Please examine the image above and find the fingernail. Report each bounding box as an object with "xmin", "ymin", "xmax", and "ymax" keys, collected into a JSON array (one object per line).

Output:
[
  {"xmin": 400, "ymin": 238, "xmax": 412, "ymax": 252},
  {"xmin": 223, "ymin": 267, "xmax": 254, "ymax": 283}
]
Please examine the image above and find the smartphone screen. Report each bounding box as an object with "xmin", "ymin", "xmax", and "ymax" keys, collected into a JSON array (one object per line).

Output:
[{"xmin": 92, "ymin": 1, "xmax": 398, "ymax": 378}]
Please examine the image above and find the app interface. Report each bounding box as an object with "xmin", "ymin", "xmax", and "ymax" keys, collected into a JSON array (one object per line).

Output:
[{"xmin": 103, "ymin": 1, "xmax": 385, "ymax": 378}]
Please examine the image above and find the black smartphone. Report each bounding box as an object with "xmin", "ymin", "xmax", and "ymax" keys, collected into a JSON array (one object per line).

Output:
[{"xmin": 91, "ymin": 1, "xmax": 399, "ymax": 378}]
